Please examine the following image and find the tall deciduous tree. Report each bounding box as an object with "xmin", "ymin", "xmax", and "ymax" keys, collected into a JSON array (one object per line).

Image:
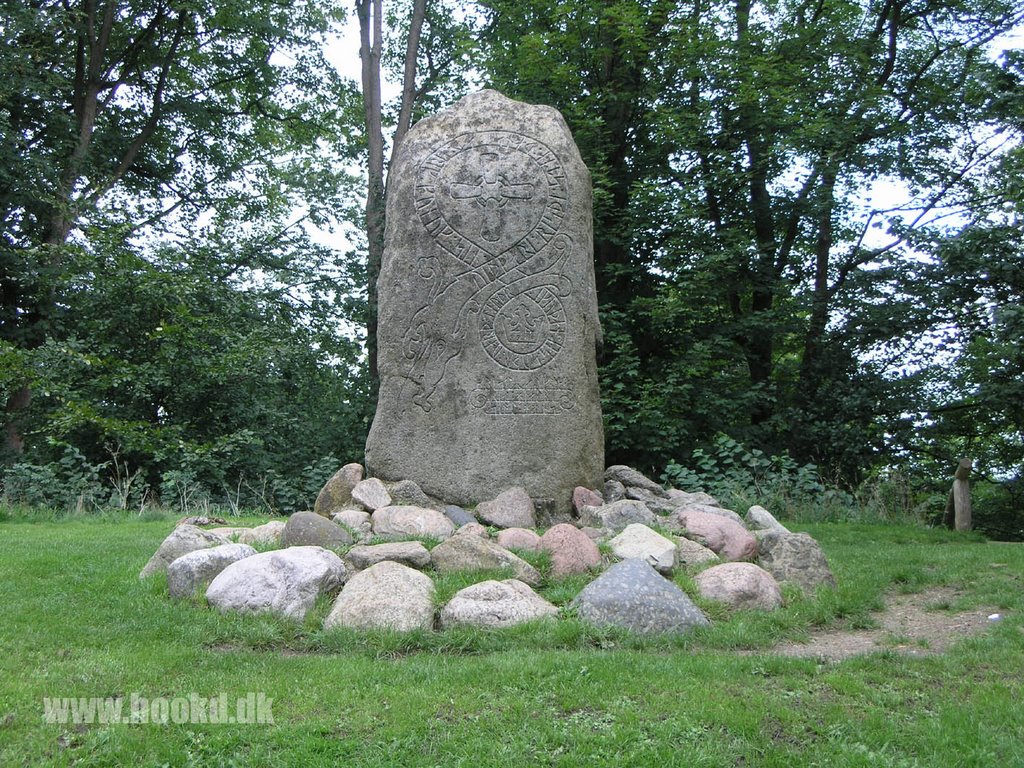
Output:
[
  {"xmin": 477, "ymin": 0, "xmax": 1024, "ymax": 478},
  {"xmin": 0, "ymin": 0, "xmax": 358, "ymax": 457}
]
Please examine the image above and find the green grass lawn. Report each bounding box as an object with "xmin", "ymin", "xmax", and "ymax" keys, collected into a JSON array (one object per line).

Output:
[{"xmin": 1, "ymin": 515, "xmax": 1021, "ymax": 767}]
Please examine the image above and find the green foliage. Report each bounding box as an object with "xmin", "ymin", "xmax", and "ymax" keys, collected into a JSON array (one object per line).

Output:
[
  {"xmin": 0, "ymin": 0, "xmax": 373, "ymax": 512},
  {"xmin": 476, "ymin": 0, "xmax": 1024, "ymax": 489},
  {"xmin": 0, "ymin": 444, "xmax": 106, "ymax": 512},
  {"xmin": 663, "ymin": 433, "xmax": 840, "ymax": 508}
]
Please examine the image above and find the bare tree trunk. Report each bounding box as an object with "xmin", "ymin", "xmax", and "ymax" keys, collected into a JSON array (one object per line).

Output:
[
  {"xmin": 394, "ymin": 0, "xmax": 427, "ymax": 151},
  {"xmin": 359, "ymin": 0, "xmax": 427, "ymax": 393},
  {"xmin": 358, "ymin": 0, "xmax": 384, "ymax": 392},
  {"xmin": 735, "ymin": 0, "xmax": 777, "ymax": 426},
  {"xmin": 3, "ymin": 386, "xmax": 31, "ymax": 456}
]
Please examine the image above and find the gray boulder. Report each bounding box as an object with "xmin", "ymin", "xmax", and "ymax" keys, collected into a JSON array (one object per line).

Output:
[
  {"xmin": 313, "ymin": 463, "xmax": 364, "ymax": 516},
  {"xmin": 167, "ymin": 543, "xmax": 257, "ymax": 599},
  {"xmin": 387, "ymin": 479, "xmax": 437, "ymax": 509},
  {"xmin": 345, "ymin": 541, "xmax": 431, "ymax": 571},
  {"xmin": 579, "ymin": 499, "xmax": 655, "ymax": 532},
  {"xmin": 237, "ymin": 520, "xmax": 286, "ymax": 547},
  {"xmin": 351, "ymin": 478, "xmax": 393, "ymax": 511},
  {"xmin": 440, "ymin": 579, "xmax": 558, "ymax": 629},
  {"xmin": 571, "ymin": 559, "xmax": 710, "ymax": 635},
  {"xmin": 331, "ymin": 509, "xmax": 372, "ymax": 540},
  {"xmin": 757, "ymin": 532, "xmax": 836, "ymax": 592},
  {"xmin": 676, "ymin": 537, "xmax": 721, "ymax": 567},
  {"xmin": 371, "ymin": 505, "xmax": 456, "ymax": 540},
  {"xmin": 607, "ymin": 524, "xmax": 677, "ymax": 574},
  {"xmin": 604, "ymin": 465, "xmax": 668, "ymax": 497},
  {"xmin": 430, "ymin": 532, "xmax": 541, "ymax": 586},
  {"xmin": 324, "ymin": 561, "xmax": 435, "ymax": 632},
  {"xmin": 666, "ymin": 489, "xmax": 720, "ymax": 507},
  {"xmin": 694, "ymin": 562, "xmax": 783, "ymax": 611},
  {"xmin": 624, "ymin": 486, "xmax": 679, "ymax": 515},
  {"xmin": 602, "ymin": 479, "xmax": 626, "ymax": 503},
  {"xmin": 746, "ymin": 505, "xmax": 789, "ymax": 534},
  {"xmin": 281, "ymin": 511, "xmax": 353, "ymax": 551},
  {"xmin": 205, "ymin": 546, "xmax": 347, "ymax": 621},
  {"xmin": 475, "ymin": 487, "xmax": 537, "ymax": 530},
  {"xmin": 139, "ymin": 525, "xmax": 230, "ymax": 578},
  {"xmin": 442, "ymin": 505, "xmax": 476, "ymax": 527}
]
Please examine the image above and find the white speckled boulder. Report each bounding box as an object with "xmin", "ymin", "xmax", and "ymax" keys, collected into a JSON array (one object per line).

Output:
[{"xmin": 205, "ymin": 546, "xmax": 347, "ymax": 621}]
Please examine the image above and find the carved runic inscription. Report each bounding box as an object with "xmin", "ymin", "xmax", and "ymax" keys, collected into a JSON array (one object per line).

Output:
[
  {"xmin": 414, "ymin": 131, "xmax": 569, "ymax": 268},
  {"xmin": 402, "ymin": 130, "xmax": 575, "ymax": 406},
  {"xmin": 480, "ymin": 283, "xmax": 566, "ymax": 371}
]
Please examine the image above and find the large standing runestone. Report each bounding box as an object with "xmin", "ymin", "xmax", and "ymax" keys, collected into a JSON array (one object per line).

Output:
[{"xmin": 365, "ymin": 90, "xmax": 604, "ymax": 516}]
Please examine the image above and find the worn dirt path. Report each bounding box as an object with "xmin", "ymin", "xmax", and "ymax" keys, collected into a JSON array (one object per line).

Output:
[{"xmin": 765, "ymin": 586, "xmax": 1000, "ymax": 661}]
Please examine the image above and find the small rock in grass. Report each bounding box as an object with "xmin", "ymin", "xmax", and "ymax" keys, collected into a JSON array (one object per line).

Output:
[
  {"xmin": 757, "ymin": 532, "xmax": 836, "ymax": 592},
  {"xmin": 324, "ymin": 561, "xmax": 434, "ymax": 632},
  {"xmin": 440, "ymin": 579, "xmax": 557, "ymax": 629},
  {"xmin": 694, "ymin": 562, "xmax": 783, "ymax": 611},
  {"xmin": 139, "ymin": 525, "xmax": 230, "ymax": 578},
  {"xmin": 571, "ymin": 559, "xmax": 709, "ymax": 635}
]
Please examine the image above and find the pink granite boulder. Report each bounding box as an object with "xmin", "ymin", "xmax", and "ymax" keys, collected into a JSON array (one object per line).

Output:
[
  {"xmin": 496, "ymin": 527, "xmax": 542, "ymax": 552},
  {"xmin": 539, "ymin": 523, "xmax": 601, "ymax": 577},
  {"xmin": 672, "ymin": 509, "xmax": 757, "ymax": 562}
]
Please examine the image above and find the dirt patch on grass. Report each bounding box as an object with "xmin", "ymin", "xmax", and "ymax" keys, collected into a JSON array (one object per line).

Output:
[{"xmin": 768, "ymin": 587, "xmax": 1000, "ymax": 662}]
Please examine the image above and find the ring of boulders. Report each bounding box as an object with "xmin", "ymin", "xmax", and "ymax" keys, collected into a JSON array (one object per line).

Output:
[{"xmin": 141, "ymin": 464, "xmax": 837, "ymax": 637}]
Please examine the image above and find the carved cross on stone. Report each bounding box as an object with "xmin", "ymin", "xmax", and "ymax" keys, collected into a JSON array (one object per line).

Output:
[{"xmin": 449, "ymin": 151, "xmax": 535, "ymax": 243}]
